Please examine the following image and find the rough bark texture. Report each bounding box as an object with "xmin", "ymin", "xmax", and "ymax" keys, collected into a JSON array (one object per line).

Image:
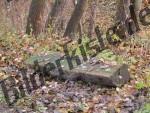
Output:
[
  {"xmin": 130, "ymin": 2, "xmax": 140, "ymax": 31},
  {"xmin": 26, "ymin": 0, "xmax": 48, "ymax": 37},
  {"xmin": 63, "ymin": 0, "xmax": 88, "ymax": 39},
  {"xmin": 73, "ymin": 0, "xmax": 83, "ymax": 39},
  {"xmin": 116, "ymin": 0, "xmax": 143, "ymax": 24},
  {"xmin": 45, "ymin": 0, "xmax": 66, "ymax": 29},
  {"xmin": 115, "ymin": 0, "xmax": 141, "ymax": 37},
  {"xmin": 88, "ymin": 0, "xmax": 97, "ymax": 38},
  {"xmin": 134, "ymin": 0, "xmax": 142, "ymax": 21},
  {"xmin": 116, "ymin": 0, "xmax": 131, "ymax": 22},
  {"xmin": 1, "ymin": 0, "xmax": 31, "ymax": 32}
]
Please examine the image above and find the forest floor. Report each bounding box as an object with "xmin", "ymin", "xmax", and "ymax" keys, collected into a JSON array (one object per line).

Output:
[
  {"xmin": 0, "ymin": 28, "xmax": 150, "ymax": 113},
  {"xmin": 0, "ymin": 0, "xmax": 150, "ymax": 113}
]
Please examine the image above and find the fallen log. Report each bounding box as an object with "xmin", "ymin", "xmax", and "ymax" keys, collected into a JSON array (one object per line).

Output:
[{"xmin": 26, "ymin": 52, "xmax": 130, "ymax": 87}]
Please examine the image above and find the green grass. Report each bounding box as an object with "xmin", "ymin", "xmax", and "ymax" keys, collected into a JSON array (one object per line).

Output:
[{"xmin": 135, "ymin": 103, "xmax": 150, "ymax": 113}]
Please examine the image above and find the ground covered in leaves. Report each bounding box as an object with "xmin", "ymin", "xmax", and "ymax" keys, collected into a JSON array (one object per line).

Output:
[
  {"xmin": 0, "ymin": 29, "xmax": 150, "ymax": 113},
  {"xmin": 0, "ymin": 0, "xmax": 150, "ymax": 112}
]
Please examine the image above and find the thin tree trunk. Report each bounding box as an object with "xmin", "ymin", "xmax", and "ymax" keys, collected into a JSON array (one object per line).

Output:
[
  {"xmin": 116, "ymin": 0, "xmax": 142, "ymax": 35},
  {"xmin": 26, "ymin": 0, "xmax": 47, "ymax": 37},
  {"xmin": 45, "ymin": 0, "xmax": 66, "ymax": 29},
  {"xmin": 116, "ymin": 0, "xmax": 131, "ymax": 22},
  {"xmin": 134, "ymin": 0, "xmax": 142, "ymax": 21},
  {"xmin": 73, "ymin": 0, "xmax": 83, "ymax": 39},
  {"xmin": 88, "ymin": 0, "xmax": 96, "ymax": 38},
  {"xmin": 63, "ymin": 0, "xmax": 88, "ymax": 39}
]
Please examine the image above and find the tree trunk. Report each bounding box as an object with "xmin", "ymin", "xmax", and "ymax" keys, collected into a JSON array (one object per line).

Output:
[
  {"xmin": 134, "ymin": 0, "xmax": 142, "ymax": 21},
  {"xmin": 72, "ymin": 0, "xmax": 83, "ymax": 40},
  {"xmin": 45, "ymin": 0, "xmax": 66, "ymax": 29},
  {"xmin": 116, "ymin": 0, "xmax": 131, "ymax": 22},
  {"xmin": 26, "ymin": 0, "xmax": 48, "ymax": 37},
  {"xmin": 116, "ymin": 0, "xmax": 142, "ymax": 24},
  {"xmin": 63, "ymin": 0, "xmax": 88, "ymax": 39},
  {"xmin": 115, "ymin": 0, "xmax": 141, "ymax": 37},
  {"xmin": 88, "ymin": 0, "xmax": 96, "ymax": 39}
]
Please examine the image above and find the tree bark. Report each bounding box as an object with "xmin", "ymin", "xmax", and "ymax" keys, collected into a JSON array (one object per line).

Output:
[
  {"xmin": 88, "ymin": 0, "xmax": 96, "ymax": 38},
  {"xmin": 63, "ymin": 0, "xmax": 88, "ymax": 39},
  {"xmin": 134, "ymin": 0, "xmax": 142, "ymax": 21},
  {"xmin": 26, "ymin": 0, "xmax": 48, "ymax": 37},
  {"xmin": 45, "ymin": 0, "xmax": 66, "ymax": 29},
  {"xmin": 115, "ymin": 0, "xmax": 141, "ymax": 37},
  {"xmin": 116, "ymin": 0, "xmax": 131, "ymax": 22}
]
